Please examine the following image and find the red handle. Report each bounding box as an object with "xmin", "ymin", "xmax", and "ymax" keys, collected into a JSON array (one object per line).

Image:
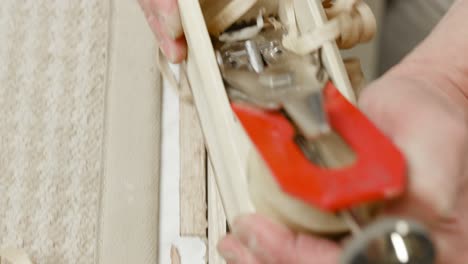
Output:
[{"xmin": 232, "ymin": 82, "xmax": 406, "ymax": 211}]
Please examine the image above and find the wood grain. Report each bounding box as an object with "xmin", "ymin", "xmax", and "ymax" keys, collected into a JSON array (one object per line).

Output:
[
  {"xmin": 179, "ymin": 0, "xmax": 255, "ymax": 224},
  {"xmin": 294, "ymin": 0, "xmax": 355, "ymax": 103},
  {"xmin": 208, "ymin": 160, "xmax": 227, "ymax": 264},
  {"xmin": 179, "ymin": 71, "xmax": 208, "ymax": 237},
  {"xmin": 171, "ymin": 245, "xmax": 181, "ymax": 264}
]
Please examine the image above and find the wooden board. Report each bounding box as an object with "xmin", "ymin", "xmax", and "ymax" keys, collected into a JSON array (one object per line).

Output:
[
  {"xmin": 180, "ymin": 78, "xmax": 208, "ymax": 237},
  {"xmin": 179, "ymin": 0, "xmax": 255, "ymax": 225},
  {"xmin": 294, "ymin": 0, "xmax": 355, "ymax": 103},
  {"xmin": 177, "ymin": 62, "xmax": 228, "ymax": 264},
  {"xmin": 208, "ymin": 160, "xmax": 227, "ymax": 264}
]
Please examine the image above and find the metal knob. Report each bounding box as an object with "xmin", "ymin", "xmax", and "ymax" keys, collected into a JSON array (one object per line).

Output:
[{"xmin": 341, "ymin": 218, "xmax": 436, "ymax": 264}]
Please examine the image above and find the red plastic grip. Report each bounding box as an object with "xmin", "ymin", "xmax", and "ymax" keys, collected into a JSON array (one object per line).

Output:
[{"xmin": 232, "ymin": 82, "xmax": 406, "ymax": 211}]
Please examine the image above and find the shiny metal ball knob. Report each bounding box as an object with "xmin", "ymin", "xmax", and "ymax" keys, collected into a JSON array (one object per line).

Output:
[{"xmin": 341, "ymin": 218, "xmax": 436, "ymax": 264}]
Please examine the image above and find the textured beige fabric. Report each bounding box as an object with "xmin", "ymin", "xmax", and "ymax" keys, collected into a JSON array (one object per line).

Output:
[
  {"xmin": 0, "ymin": 1, "xmax": 110, "ymax": 263},
  {"xmin": 0, "ymin": 1, "xmax": 162, "ymax": 263}
]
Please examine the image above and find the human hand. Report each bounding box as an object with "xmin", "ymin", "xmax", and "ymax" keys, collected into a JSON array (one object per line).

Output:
[
  {"xmin": 216, "ymin": 67, "xmax": 468, "ymax": 263},
  {"xmin": 217, "ymin": 2, "xmax": 468, "ymax": 263},
  {"xmin": 138, "ymin": 0, "xmax": 187, "ymax": 62}
]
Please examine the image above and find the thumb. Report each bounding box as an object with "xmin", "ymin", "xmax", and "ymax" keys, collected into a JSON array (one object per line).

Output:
[{"xmin": 218, "ymin": 214, "xmax": 341, "ymax": 264}]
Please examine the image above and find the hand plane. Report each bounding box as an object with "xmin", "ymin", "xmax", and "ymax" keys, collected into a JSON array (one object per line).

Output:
[{"xmin": 173, "ymin": 0, "xmax": 436, "ymax": 262}]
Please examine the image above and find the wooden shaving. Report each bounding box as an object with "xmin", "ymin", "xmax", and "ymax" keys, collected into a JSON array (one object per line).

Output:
[
  {"xmin": 164, "ymin": 0, "xmax": 376, "ymax": 99},
  {"xmin": 326, "ymin": 0, "xmax": 377, "ymax": 49},
  {"xmin": 218, "ymin": 12, "xmax": 264, "ymax": 42},
  {"xmin": 282, "ymin": 0, "xmax": 376, "ymax": 54}
]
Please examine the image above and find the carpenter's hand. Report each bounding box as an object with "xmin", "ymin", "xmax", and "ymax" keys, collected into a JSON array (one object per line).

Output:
[
  {"xmin": 217, "ymin": 67, "xmax": 468, "ymax": 264},
  {"xmin": 138, "ymin": 0, "xmax": 186, "ymax": 62},
  {"xmin": 217, "ymin": 2, "xmax": 468, "ymax": 264}
]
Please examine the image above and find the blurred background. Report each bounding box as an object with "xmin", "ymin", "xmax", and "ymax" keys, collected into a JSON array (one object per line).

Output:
[{"xmin": 344, "ymin": 0, "xmax": 454, "ymax": 81}]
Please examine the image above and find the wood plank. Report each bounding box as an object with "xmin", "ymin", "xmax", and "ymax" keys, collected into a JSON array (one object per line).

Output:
[
  {"xmin": 159, "ymin": 68, "xmax": 206, "ymax": 264},
  {"xmin": 208, "ymin": 159, "xmax": 227, "ymax": 264},
  {"xmin": 179, "ymin": 70, "xmax": 208, "ymax": 237},
  {"xmin": 294, "ymin": 0, "xmax": 355, "ymax": 103},
  {"xmin": 179, "ymin": 0, "xmax": 255, "ymax": 225},
  {"xmin": 171, "ymin": 245, "xmax": 181, "ymax": 264}
]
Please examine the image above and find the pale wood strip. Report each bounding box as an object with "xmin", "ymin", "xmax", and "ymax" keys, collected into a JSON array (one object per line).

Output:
[
  {"xmin": 179, "ymin": 0, "xmax": 255, "ymax": 225},
  {"xmin": 294, "ymin": 0, "xmax": 355, "ymax": 103},
  {"xmin": 208, "ymin": 159, "xmax": 227, "ymax": 264},
  {"xmin": 179, "ymin": 72, "xmax": 208, "ymax": 237},
  {"xmin": 171, "ymin": 245, "xmax": 181, "ymax": 264}
]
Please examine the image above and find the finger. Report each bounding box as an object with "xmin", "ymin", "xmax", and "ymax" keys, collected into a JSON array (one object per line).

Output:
[
  {"xmin": 230, "ymin": 214, "xmax": 341, "ymax": 264},
  {"xmin": 151, "ymin": 0, "xmax": 183, "ymax": 39},
  {"xmin": 217, "ymin": 235, "xmax": 261, "ymax": 264},
  {"xmin": 147, "ymin": 14, "xmax": 187, "ymax": 63},
  {"xmin": 138, "ymin": 0, "xmax": 152, "ymax": 18}
]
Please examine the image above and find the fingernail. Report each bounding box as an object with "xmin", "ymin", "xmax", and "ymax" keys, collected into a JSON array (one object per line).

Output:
[
  {"xmin": 156, "ymin": 12, "xmax": 183, "ymax": 39},
  {"xmin": 160, "ymin": 41, "xmax": 178, "ymax": 62}
]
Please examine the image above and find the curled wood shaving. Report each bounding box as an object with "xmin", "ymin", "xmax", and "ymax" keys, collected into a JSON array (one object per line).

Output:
[
  {"xmin": 278, "ymin": 0, "xmax": 375, "ymax": 92},
  {"xmin": 160, "ymin": 0, "xmax": 375, "ymax": 98},
  {"xmin": 282, "ymin": 0, "xmax": 376, "ymax": 54},
  {"xmin": 218, "ymin": 12, "xmax": 265, "ymax": 42},
  {"xmin": 205, "ymin": 0, "xmax": 375, "ymax": 51},
  {"xmin": 325, "ymin": 0, "xmax": 376, "ymax": 49}
]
